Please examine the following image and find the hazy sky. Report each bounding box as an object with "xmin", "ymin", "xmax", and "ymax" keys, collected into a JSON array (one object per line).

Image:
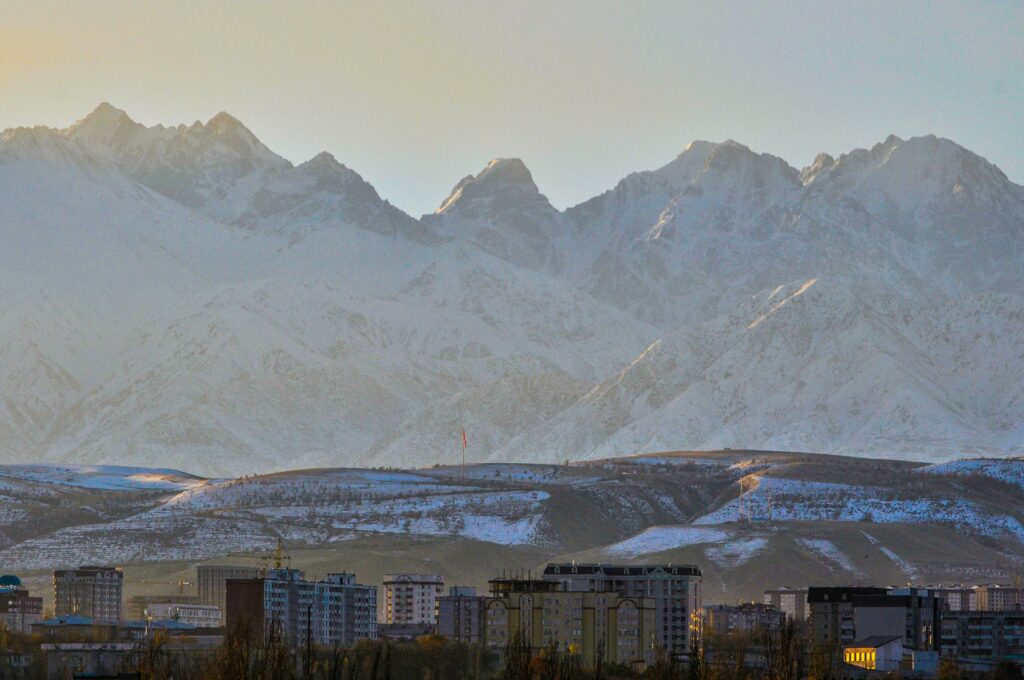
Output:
[{"xmin": 3, "ymin": 0, "xmax": 1022, "ymax": 215}]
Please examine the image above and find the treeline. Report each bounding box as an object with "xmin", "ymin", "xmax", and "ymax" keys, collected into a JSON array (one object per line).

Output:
[{"xmin": 5, "ymin": 621, "xmax": 1024, "ymax": 680}]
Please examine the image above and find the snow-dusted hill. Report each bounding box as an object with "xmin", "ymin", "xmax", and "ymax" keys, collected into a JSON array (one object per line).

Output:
[
  {"xmin": 4, "ymin": 453, "xmax": 1023, "ymax": 600},
  {"xmin": 1, "ymin": 104, "xmax": 1022, "ymax": 474}
]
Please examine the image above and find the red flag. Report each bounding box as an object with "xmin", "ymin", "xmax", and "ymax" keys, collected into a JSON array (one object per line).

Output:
[{"xmin": 461, "ymin": 428, "xmax": 468, "ymax": 450}]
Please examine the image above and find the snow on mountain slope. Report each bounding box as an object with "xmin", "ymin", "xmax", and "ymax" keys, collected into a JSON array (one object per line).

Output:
[
  {"xmin": 919, "ymin": 458, "xmax": 1024, "ymax": 491},
  {"xmin": 31, "ymin": 245, "xmax": 655, "ymax": 474},
  {"xmin": 498, "ymin": 277, "xmax": 1024, "ymax": 462},
  {"xmin": 2, "ymin": 104, "xmax": 1023, "ymax": 472}
]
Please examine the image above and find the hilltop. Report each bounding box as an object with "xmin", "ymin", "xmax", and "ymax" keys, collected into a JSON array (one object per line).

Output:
[{"xmin": 3, "ymin": 451, "xmax": 1023, "ymax": 602}]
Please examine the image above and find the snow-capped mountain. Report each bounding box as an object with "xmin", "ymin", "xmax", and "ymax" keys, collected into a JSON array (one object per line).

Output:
[{"xmin": 1, "ymin": 104, "xmax": 1022, "ymax": 475}]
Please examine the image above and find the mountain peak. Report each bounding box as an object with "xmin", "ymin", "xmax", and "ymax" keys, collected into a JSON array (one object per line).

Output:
[
  {"xmin": 296, "ymin": 151, "xmax": 361, "ymax": 183},
  {"xmin": 65, "ymin": 103, "xmax": 137, "ymax": 147},
  {"xmin": 304, "ymin": 151, "xmax": 341, "ymax": 168},
  {"xmin": 91, "ymin": 102, "xmax": 129, "ymax": 120},
  {"xmin": 434, "ymin": 157, "xmax": 548, "ymax": 215},
  {"xmin": 480, "ymin": 157, "xmax": 532, "ymax": 180},
  {"xmin": 653, "ymin": 139, "xmax": 798, "ymax": 192},
  {"xmin": 205, "ymin": 111, "xmax": 249, "ymax": 135}
]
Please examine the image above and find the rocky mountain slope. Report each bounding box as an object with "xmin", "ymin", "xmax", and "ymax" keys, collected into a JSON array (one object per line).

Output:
[
  {"xmin": 1, "ymin": 104, "xmax": 1022, "ymax": 474},
  {"xmin": 3, "ymin": 453, "xmax": 1023, "ymax": 602}
]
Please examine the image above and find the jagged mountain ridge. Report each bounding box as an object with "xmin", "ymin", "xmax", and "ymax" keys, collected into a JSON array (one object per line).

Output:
[{"xmin": 1, "ymin": 104, "xmax": 1022, "ymax": 475}]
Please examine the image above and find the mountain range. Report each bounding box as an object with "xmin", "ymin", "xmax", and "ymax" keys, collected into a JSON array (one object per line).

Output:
[{"xmin": 2, "ymin": 104, "xmax": 1022, "ymax": 476}]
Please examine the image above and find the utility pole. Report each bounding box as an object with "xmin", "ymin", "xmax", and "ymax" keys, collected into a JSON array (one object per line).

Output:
[
  {"xmin": 305, "ymin": 604, "xmax": 312, "ymax": 679},
  {"xmin": 461, "ymin": 427, "xmax": 468, "ymax": 481}
]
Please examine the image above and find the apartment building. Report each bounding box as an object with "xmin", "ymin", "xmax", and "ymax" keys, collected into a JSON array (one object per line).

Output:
[
  {"xmin": 0, "ymin": 576, "xmax": 43, "ymax": 634},
  {"xmin": 807, "ymin": 587, "xmax": 888, "ymax": 645},
  {"xmin": 438, "ymin": 586, "xmax": 485, "ymax": 643},
  {"xmin": 484, "ymin": 578, "xmax": 656, "ymax": 667},
  {"xmin": 226, "ymin": 569, "xmax": 377, "ymax": 646},
  {"xmin": 762, "ymin": 587, "xmax": 808, "ymax": 621},
  {"xmin": 382, "ymin": 574, "xmax": 444, "ymax": 625},
  {"xmin": 197, "ymin": 565, "xmax": 260, "ymax": 615},
  {"xmin": 53, "ymin": 566, "xmax": 123, "ymax": 623},
  {"xmin": 542, "ymin": 563, "xmax": 701, "ymax": 656},
  {"xmin": 931, "ymin": 586, "xmax": 976, "ymax": 612},
  {"xmin": 703, "ymin": 603, "xmax": 784, "ymax": 635},
  {"xmin": 852, "ymin": 588, "xmax": 940, "ymax": 651},
  {"xmin": 941, "ymin": 610, "xmax": 1024, "ymax": 659},
  {"xmin": 973, "ymin": 585, "xmax": 1024, "ymax": 612}
]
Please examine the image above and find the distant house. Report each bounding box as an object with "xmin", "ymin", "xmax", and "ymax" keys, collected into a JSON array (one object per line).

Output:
[{"xmin": 843, "ymin": 635, "xmax": 903, "ymax": 672}]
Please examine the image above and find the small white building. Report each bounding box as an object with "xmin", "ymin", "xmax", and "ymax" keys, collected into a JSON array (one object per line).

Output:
[
  {"xmin": 144, "ymin": 602, "xmax": 222, "ymax": 628},
  {"xmin": 844, "ymin": 635, "xmax": 903, "ymax": 672}
]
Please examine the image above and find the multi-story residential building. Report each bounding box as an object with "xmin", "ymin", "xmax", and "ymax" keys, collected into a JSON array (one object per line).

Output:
[
  {"xmin": 703, "ymin": 603, "xmax": 784, "ymax": 635},
  {"xmin": 226, "ymin": 569, "xmax": 376, "ymax": 646},
  {"xmin": 852, "ymin": 588, "xmax": 940, "ymax": 651},
  {"xmin": 484, "ymin": 578, "xmax": 656, "ymax": 667},
  {"xmin": 931, "ymin": 586, "xmax": 976, "ymax": 612},
  {"xmin": 542, "ymin": 563, "xmax": 701, "ymax": 656},
  {"xmin": 382, "ymin": 574, "xmax": 444, "ymax": 625},
  {"xmin": 53, "ymin": 566, "xmax": 123, "ymax": 623},
  {"xmin": 145, "ymin": 602, "xmax": 223, "ymax": 628},
  {"xmin": 973, "ymin": 585, "xmax": 1024, "ymax": 612},
  {"xmin": 0, "ymin": 576, "xmax": 44, "ymax": 634},
  {"xmin": 941, "ymin": 610, "xmax": 1024, "ymax": 659},
  {"xmin": 438, "ymin": 586, "xmax": 485, "ymax": 643},
  {"xmin": 197, "ymin": 565, "xmax": 260, "ymax": 615},
  {"xmin": 807, "ymin": 587, "xmax": 887, "ymax": 645},
  {"xmin": 762, "ymin": 588, "xmax": 808, "ymax": 621}
]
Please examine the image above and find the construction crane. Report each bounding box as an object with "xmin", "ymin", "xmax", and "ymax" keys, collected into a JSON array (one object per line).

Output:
[{"xmin": 259, "ymin": 538, "xmax": 291, "ymax": 573}]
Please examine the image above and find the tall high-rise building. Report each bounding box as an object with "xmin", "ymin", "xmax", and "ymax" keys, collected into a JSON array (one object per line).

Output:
[
  {"xmin": 226, "ymin": 569, "xmax": 376, "ymax": 646},
  {"xmin": 53, "ymin": 566, "xmax": 123, "ymax": 623},
  {"xmin": 542, "ymin": 563, "xmax": 702, "ymax": 656},
  {"xmin": 382, "ymin": 574, "xmax": 444, "ymax": 625},
  {"xmin": 197, "ymin": 565, "xmax": 260, "ymax": 614}
]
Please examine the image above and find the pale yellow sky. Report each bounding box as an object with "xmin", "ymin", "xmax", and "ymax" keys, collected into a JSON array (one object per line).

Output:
[{"xmin": 2, "ymin": 0, "xmax": 1021, "ymax": 214}]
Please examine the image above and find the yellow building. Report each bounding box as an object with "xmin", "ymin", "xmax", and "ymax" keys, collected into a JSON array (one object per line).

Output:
[
  {"xmin": 484, "ymin": 578, "xmax": 656, "ymax": 667},
  {"xmin": 843, "ymin": 636, "xmax": 903, "ymax": 672}
]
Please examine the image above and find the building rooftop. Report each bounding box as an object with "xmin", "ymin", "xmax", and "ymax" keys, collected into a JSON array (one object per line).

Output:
[
  {"xmin": 543, "ymin": 563, "xmax": 702, "ymax": 577},
  {"xmin": 807, "ymin": 587, "xmax": 888, "ymax": 603},
  {"xmin": 846, "ymin": 636, "xmax": 903, "ymax": 649},
  {"xmin": 0, "ymin": 575, "xmax": 23, "ymax": 589}
]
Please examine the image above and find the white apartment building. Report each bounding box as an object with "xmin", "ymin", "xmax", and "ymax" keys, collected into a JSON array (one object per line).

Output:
[{"xmin": 382, "ymin": 574, "xmax": 444, "ymax": 625}]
